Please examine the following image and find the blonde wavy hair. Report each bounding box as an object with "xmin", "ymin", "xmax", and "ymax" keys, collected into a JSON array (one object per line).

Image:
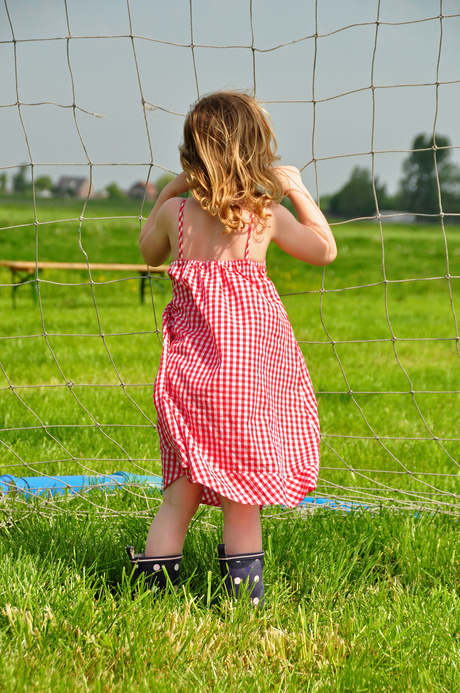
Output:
[{"xmin": 179, "ymin": 91, "xmax": 283, "ymax": 233}]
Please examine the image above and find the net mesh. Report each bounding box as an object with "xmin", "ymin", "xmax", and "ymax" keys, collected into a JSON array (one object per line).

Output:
[{"xmin": 0, "ymin": 0, "xmax": 459, "ymax": 516}]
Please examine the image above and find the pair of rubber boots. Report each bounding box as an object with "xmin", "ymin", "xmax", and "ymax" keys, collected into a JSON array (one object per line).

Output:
[{"xmin": 126, "ymin": 543, "xmax": 264, "ymax": 605}]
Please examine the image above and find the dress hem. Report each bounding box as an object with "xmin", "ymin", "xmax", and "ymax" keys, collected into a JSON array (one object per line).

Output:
[{"xmin": 163, "ymin": 465, "xmax": 319, "ymax": 509}]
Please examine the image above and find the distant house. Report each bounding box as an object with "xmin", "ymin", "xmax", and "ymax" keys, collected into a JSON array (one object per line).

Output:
[
  {"xmin": 374, "ymin": 210, "xmax": 417, "ymax": 224},
  {"xmin": 128, "ymin": 181, "xmax": 157, "ymax": 201},
  {"xmin": 56, "ymin": 176, "xmax": 93, "ymax": 199}
]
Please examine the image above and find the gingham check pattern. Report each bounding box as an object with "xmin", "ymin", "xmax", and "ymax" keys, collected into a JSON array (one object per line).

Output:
[{"xmin": 154, "ymin": 199, "xmax": 320, "ymax": 507}]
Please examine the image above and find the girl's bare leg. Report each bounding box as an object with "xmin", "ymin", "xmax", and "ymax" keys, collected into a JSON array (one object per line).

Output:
[
  {"xmin": 219, "ymin": 495, "xmax": 262, "ymax": 555},
  {"xmin": 145, "ymin": 475, "xmax": 203, "ymax": 556}
]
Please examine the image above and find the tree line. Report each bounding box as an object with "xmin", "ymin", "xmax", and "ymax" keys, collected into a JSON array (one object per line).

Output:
[
  {"xmin": 0, "ymin": 169, "xmax": 174, "ymax": 200},
  {"xmin": 1, "ymin": 168, "xmax": 55, "ymax": 196},
  {"xmin": 3, "ymin": 133, "xmax": 460, "ymax": 220},
  {"xmin": 326, "ymin": 133, "xmax": 460, "ymax": 220}
]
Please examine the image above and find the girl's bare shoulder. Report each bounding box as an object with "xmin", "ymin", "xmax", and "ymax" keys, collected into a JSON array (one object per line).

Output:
[
  {"xmin": 156, "ymin": 196, "xmax": 183, "ymax": 223},
  {"xmin": 264, "ymin": 201, "xmax": 292, "ymax": 234}
]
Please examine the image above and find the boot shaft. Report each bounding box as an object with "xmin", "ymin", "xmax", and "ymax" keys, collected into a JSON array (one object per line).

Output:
[
  {"xmin": 217, "ymin": 543, "xmax": 265, "ymax": 606},
  {"xmin": 126, "ymin": 545, "xmax": 182, "ymax": 591}
]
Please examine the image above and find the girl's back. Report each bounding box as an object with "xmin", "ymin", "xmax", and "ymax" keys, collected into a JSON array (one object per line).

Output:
[{"xmin": 160, "ymin": 196, "xmax": 272, "ymax": 265}]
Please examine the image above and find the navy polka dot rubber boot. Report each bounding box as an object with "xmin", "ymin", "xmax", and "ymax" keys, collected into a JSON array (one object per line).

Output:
[
  {"xmin": 217, "ymin": 543, "xmax": 265, "ymax": 607},
  {"xmin": 126, "ymin": 545, "xmax": 182, "ymax": 592}
]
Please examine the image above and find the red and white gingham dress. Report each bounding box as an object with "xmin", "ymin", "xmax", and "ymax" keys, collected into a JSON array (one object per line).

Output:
[{"xmin": 154, "ymin": 199, "xmax": 320, "ymax": 508}]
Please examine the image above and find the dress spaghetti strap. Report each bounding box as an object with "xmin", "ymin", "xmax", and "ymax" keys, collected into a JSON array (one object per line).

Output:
[
  {"xmin": 244, "ymin": 215, "xmax": 254, "ymax": 260},
  {"xmin": 178, "ymin": 198, "xmax": 186, "ymax": 259}
]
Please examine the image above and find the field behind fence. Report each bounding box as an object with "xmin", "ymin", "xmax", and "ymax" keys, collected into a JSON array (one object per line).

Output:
[{"xmin": 1, "ymin": 198, "xmax": 459, "ymax": 512}]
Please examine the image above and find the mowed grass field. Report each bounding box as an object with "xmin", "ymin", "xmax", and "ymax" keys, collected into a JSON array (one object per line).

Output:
[
  {"xmin": 1, "ymin": 495, "xmax": 460, "ymax": 692},
  {"xmin": 0, "ymin": 198, "xmax": 459, "ymax": 691}
]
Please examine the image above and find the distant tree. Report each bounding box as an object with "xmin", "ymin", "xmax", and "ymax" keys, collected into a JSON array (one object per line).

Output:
[
  {"xmin": 0, "ymin": 172, "xmax": 7, "ymax": 192},
  {"xmin": 105, "ymin": 182, "xmax": 125, "ymax": 199},
  {"xmin": 35, "ymin": 175, "xmax": 54, "ymax": 193},
  {"xmin": 12, "ymin": 165, "xmax": 29, "ymax": 194},
  {"xmin": 398, "ymin": 133, "xmax": 460, "ymax": 215},
  {"xmin": 442, "ymin": 169, "xmax": 460, "ymax": 214},
  {"xmin": 155, "ymin": 173, "xmax": 176, "ymax": 195},
  {"xmin": 329, "ymin": 166, "xmax": 389, "ymax": 218}
]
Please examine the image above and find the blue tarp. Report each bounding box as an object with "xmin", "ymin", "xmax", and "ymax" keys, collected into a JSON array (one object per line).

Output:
[
  {"xmin": 0, "ymin": 471, "xmax": 163, "ymax": 500},
  {"xmin": 0, "ymin": 472, "xmax": 368, "ymax": 511}
]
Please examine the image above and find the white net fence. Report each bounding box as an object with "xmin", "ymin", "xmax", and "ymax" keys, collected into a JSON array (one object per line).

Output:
[{"xmin": 0, "ymin": 0, "xmax": 459, "ymax": 516}]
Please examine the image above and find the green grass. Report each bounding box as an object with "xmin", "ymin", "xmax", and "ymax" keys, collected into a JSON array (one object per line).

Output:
[
  {"xmin": 0, "ymin": 198, "xmax": 459, "ymax": 510},
  {"xmin": 1, "ymin": 199, "xmax": 460, "ymax": 690},
  {"xmin": 0, "ymin": 492, "xmax": 459, "ymax": 691}
]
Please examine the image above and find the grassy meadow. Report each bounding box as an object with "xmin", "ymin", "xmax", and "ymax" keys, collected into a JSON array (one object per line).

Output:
[
  {"xmin": 0, "ymin": 492, "xmax": 459, "ymax": 691},
  {"xmin": 0, "ymin": 196, "xmax": 459, "ymax": 510},
  {"xmin": 0, "ymin": 197, "xmax": 459, "ymax": 691}
]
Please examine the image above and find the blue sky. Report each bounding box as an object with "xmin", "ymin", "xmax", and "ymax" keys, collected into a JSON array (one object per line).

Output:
[{"xmin": 1, "ymin": 0, "xmax": 459, "ymax": 197}]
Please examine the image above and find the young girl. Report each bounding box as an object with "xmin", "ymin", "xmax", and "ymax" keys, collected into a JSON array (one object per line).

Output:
[{"xmin": 126, "ymin": 91, "xmax": 337, "ymax": 605}]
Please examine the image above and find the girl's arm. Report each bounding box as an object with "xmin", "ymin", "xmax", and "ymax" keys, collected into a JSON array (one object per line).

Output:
[
  {"xmin": 139, "ymin": 171, "xmax": 190, "ymax": 266},
  {"xmin": 271, "ymin": 166, "xmax": 337, "ymax": 266}
]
